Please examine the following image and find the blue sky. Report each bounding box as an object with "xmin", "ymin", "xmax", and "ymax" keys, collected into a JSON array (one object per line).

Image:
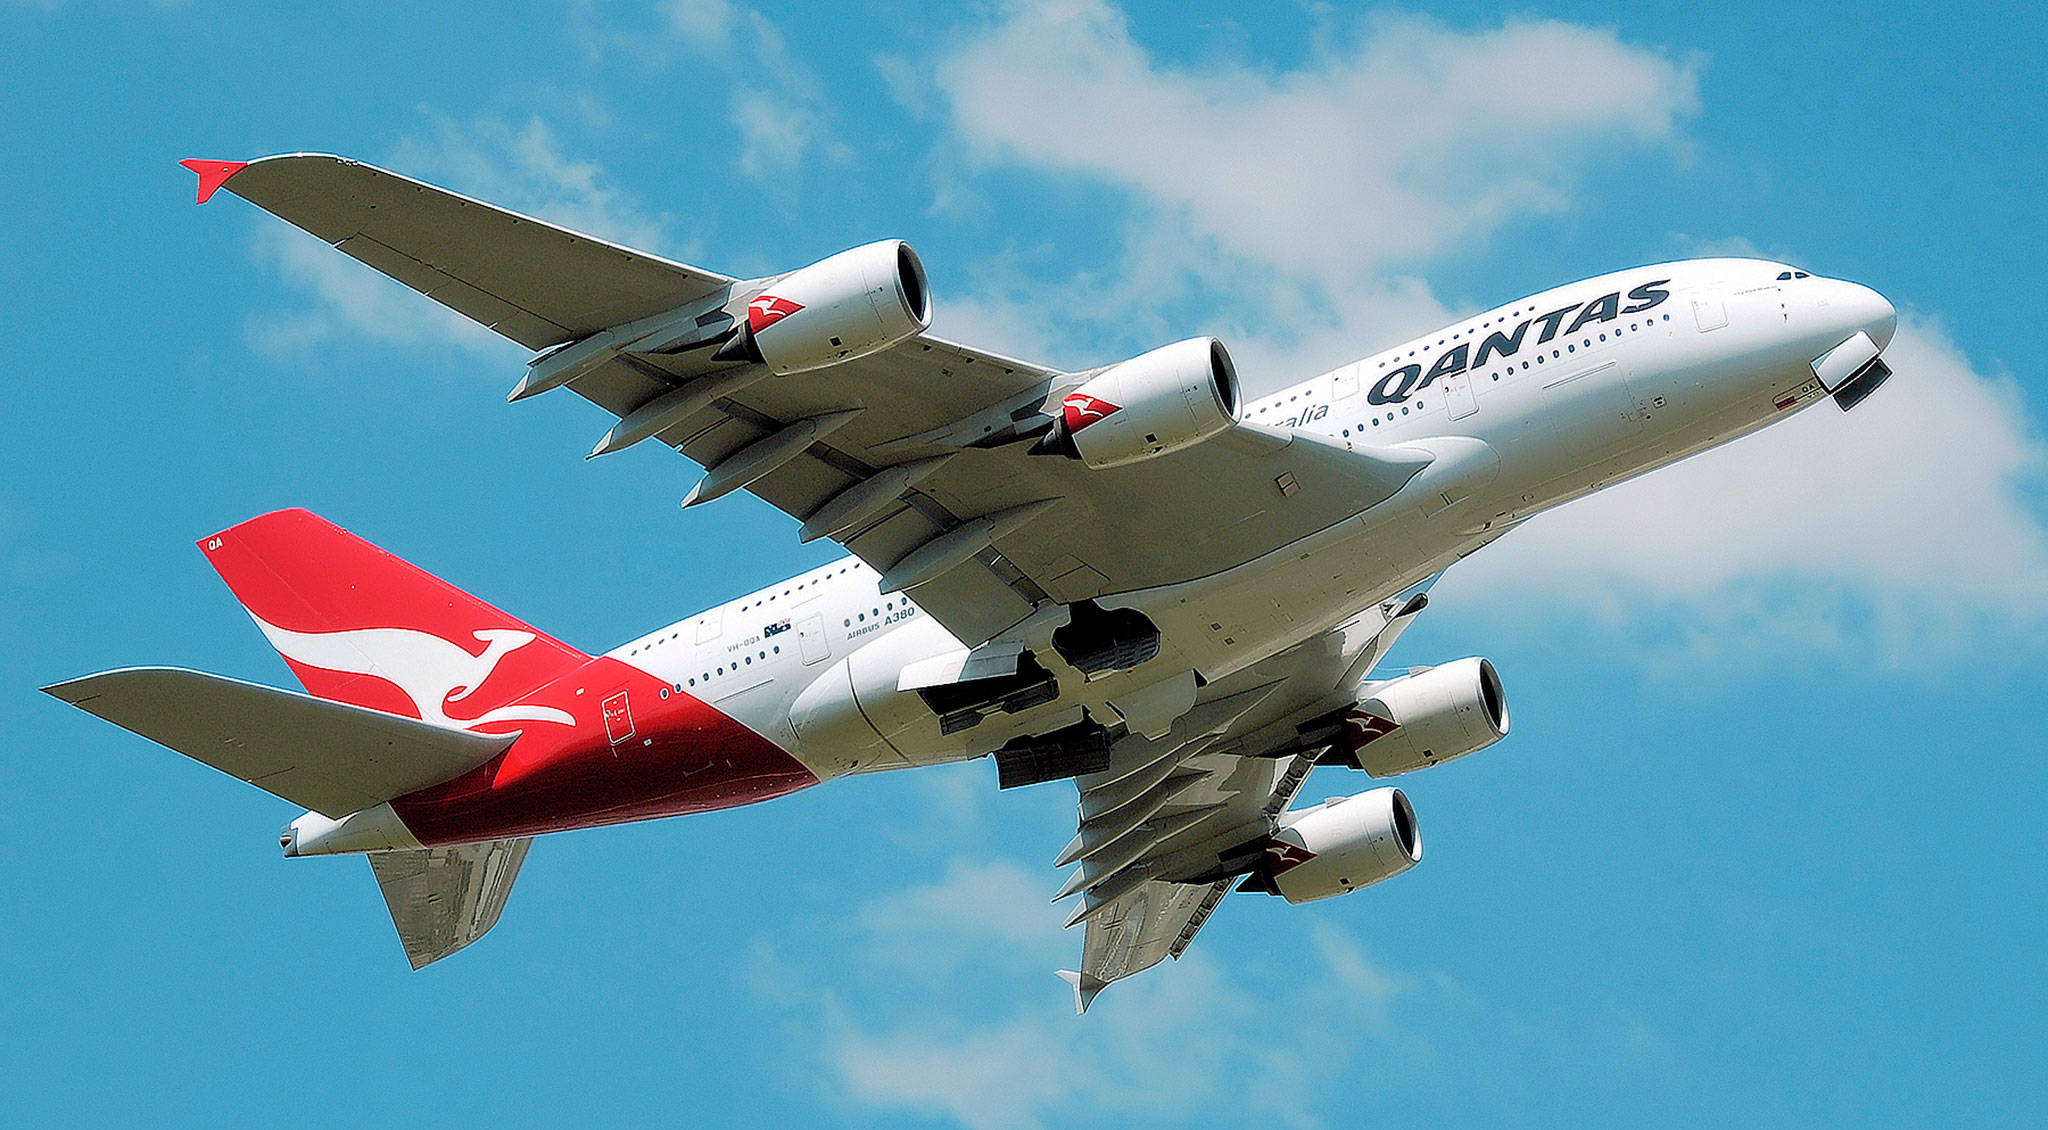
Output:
[{"xmin": 5, "ymin": 2, "xmax": 2044, "ymax": 1127}]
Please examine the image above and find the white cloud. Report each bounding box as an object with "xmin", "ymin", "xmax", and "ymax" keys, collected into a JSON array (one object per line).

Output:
[
  {"xmin": 836, "ymin": 1021, "xmax": 1088, "ymax": 1130},
  {"xmin": 660, "ymin": 0, "xmax": 736, "ymax": 52},
  {"xmin": 748, "ymin": 851, "xmax": 1449, "ymax": 1129},
  {"xmin": 731, "ymin": 88, "xmax": 817, "ymax": 177},
  {"xmin": 388, "ymin": 112, "xmax": 674, "ymax": 252},
  {"xmin": 911, "ymin": 3, "xmax": 1702, "ymax": 396},
  {"xmin": 1310, "ymin": 922, "xmax": 1410, "ymax": 1038},
  {"xmin": 914, "ymin": 2, "xmax": 2048, "ymax": 649},
  {"xmin": 824, "ymin": 947, "xmax": 1274, "ymax": 1130},
  {"xmin": 775, "ymin": 861, "xmax": 1458, "ymax": 1130},
  {"xmin": 1441, "ymin": 317, "xmax": 2048, "ymax": 661},
  {"xmin": 645, "ymin": 3, "xmax": 837, "ymax": 177},
  {"xmin": 932, "ymin": 3, "xmax": 1699, "ymax": 287},
  {"xmin": 857, "ymin": 857, "xmax": 1062, "ymax": 951}
]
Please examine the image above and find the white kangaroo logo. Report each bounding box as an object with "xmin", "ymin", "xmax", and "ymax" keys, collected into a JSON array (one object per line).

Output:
[{"xmin": 251, "ymin": 615, "xmax": 576, "ymax": 730}]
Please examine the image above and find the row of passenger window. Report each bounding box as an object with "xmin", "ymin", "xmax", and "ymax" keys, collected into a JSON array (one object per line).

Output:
[
  {"xmin": 1328, "ymin": 313, "xmax": 1673, "ymax": 437},
  {"xmin": 630, "ymin": 561, "xmax": 868, "ymax": 659},
  {"xmin": 653, "ymin": 595, "xmax": 914, "ymax": 695},
  {"xmin": 678, "ymin": 644, "xmax": 786, "ymax": 690}
]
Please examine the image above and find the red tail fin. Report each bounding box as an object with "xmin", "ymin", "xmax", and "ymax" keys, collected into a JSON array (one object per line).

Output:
[{"xmin": 199, "ymin": 509, "xmax": 589, "ymax": 729}]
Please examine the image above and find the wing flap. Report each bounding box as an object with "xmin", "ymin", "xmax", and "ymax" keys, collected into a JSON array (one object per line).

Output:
[
  {"xmin": 44, "ymin": 667, "xmax": 514, "ymax": 817},
  {"xmin": 368, "ymin": 837, "xmax": 533, "ymax": 969},
  {"xmin": 214, "ymin": 154, "xmax": 731, "ymax": 349}
]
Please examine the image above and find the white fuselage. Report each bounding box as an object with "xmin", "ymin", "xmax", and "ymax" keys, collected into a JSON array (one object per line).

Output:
[{"xmin": 606, "ymin": 258, "xmax": 1897, "ymax": 780}]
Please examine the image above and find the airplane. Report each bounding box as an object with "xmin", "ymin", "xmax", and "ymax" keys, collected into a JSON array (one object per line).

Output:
[{"xmin": 46, "ymin": 154, "xmax": 1899, "ymax": 1012}]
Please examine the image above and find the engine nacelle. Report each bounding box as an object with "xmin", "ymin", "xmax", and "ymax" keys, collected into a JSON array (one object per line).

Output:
[
  {"xmin": 1260, "ymin": 787, "xmax": 1421, "ymax": 903},
  {"xmin": 720, "ymin": 240, "xmax": 931, "ymax": 374},
  {"xmin": 1322, "ymin": 657, "xmax": 1508, "ymax": 777},
  {"xmin": 1034, "ymin": 337, "xmax": 1239, "ymax": 468}
]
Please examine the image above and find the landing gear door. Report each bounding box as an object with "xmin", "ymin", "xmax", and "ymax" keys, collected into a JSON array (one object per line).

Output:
[{"xmin": 798, "ymin": 615, "xmax": 830, "ymax": 665}]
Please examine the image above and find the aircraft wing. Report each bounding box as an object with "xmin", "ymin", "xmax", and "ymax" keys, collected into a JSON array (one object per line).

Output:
[
  {"xmin": 199, "ymin": 154, "xmax": 732, "ymax": 350},
  {"xmin": 195, "ymin": 155, "xmax": 1435, "ymax": 648},
  {"xmin": 645, "ymin": 362, "xmax": 1428, "ymax": 645},
  {"xmin": 1051, "ymin": 587, "xmax": 1433, "ymax": 1012}
]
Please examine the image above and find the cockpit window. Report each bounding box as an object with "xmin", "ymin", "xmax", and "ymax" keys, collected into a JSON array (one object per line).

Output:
[
  {"xmin": 1777, "ymin": 271, "xmax": 1792, "ymax": 280},
  {"xmin": 1776, "ymin": 270, "xmax": 1813, "ymax": 281}
]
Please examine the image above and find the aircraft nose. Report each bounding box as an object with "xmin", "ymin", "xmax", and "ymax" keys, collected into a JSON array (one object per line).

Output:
[
  {"xmin": 1822, "ymin": 279, "xmax": 1896, "ymax": 351},
  {"xmin": 1851, "ymin": 283, "xmax": 1897, "ymax": 350}
]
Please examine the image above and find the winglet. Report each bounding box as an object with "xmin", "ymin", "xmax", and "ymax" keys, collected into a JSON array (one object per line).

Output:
[
  {"xmin": 180, "ymin": 158, "xmax": 249, "ymax": 204},
  {"xmin": 1056, "ymin": 969, "xmax": 1107, "ymax": 1015}
]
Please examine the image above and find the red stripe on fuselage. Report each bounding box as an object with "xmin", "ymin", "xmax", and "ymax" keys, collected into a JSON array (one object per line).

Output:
[{"xmin": 390, "ymin": 656, "xmax": 816, "ymax": 844}]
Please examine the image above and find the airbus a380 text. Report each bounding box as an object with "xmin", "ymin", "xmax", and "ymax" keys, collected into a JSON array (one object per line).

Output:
[{"xmin": 49, "ymin": 156, "xmax": 1898, "ymax": 1010}]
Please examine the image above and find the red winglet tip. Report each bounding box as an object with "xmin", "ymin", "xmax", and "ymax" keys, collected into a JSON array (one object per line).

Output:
[{"xmin": 180, "ymin": 158, "xmax": 248, "ymax": 204}]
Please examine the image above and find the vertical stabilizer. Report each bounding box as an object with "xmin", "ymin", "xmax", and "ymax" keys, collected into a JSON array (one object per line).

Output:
[
  {"xmin": 369, "ymin": 838, "xmax": 534, "ymax": 968},
  {"xmin": 198, "ymin": 509, "xmax": 589, "ymax": 730}
]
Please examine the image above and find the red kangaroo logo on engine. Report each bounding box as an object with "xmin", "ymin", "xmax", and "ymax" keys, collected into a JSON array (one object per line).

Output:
[
  {"xmin": 1062, "ymin": 393, "xmax": 1122, "ymax": 433},
  {"xmin": 1263, "ymin": 839, "xmax": 1318, "ymax": 875},
  {"xmin": 746, "ymin": 294, "xmax": 804, "ymax": 334},
  {"xmin": 1344, "ymin": 709, "xmax": 1400, "ymax": 748}
]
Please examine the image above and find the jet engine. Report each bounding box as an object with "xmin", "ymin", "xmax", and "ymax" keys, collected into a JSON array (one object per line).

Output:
[
  {"xmin": 1032, "ymin": 337, "xmax": 1240, "ymax": 468},
  {"xmin": 716, "ymin": 240, "xmax": 931, "ymax": 374},
  {"xmin": 1318, "ymin": 657, "xmax": 1508, "ymax": 777},
  {"xmin": 1245, "ymin": 787, "xmax": 1421, "ymax": 903}
]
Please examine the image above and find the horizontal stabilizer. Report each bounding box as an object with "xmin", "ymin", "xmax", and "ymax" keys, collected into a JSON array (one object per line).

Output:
[
  {"xmin": 44, "ymin": 667, "xmax": 514, "ymax": 817},
  {"xmin": 369, "ymin": 838, "xmax": 533, "ymax": 969}
]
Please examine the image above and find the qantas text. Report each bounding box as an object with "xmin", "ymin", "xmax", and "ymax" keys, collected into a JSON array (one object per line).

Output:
[{"xmin": 1367, "ymin": 279, "xmax": 1671, "ymax": 406}]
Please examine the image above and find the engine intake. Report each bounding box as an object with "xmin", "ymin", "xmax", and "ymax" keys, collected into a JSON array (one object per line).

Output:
[
  {"xmin": 716, "ymin": 240, "xmax": 931, "ymax": 374},
  {"xmin": 1032, "ymin": 337, "xmax": 1239, "ymax": 468},
  {"xmin": 1318, "ymin": 657, "xmax": 1508, "ymax": 777},
  {"xmin": 1245, "ymin": 787, "xmax": 1422, "ymax": 903}
]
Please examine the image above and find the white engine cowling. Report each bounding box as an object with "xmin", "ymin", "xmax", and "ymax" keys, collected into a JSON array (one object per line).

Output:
[
  {"xmin": 1044, "ymin": 337, "xmax": 1239, "ymax": 468},
  {"xmin": 725, "ymin": 240, "xmax": 931, "ymax": 374},
  {"xmin": 1329, "ymin": 657, "xmax": 1508, "ymax": 777},
  {"xmin": 1263, "ymin": 787, "xmax": 1421, "ymax": 903}
]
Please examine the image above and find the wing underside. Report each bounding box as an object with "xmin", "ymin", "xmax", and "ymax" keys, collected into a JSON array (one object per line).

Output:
[
  {"xmin": 1050, "ymin": 587, "xmax": 1433, "ymax": 1011},
  {"xmin": 213, "ymin": 154, "xmax": 732, "ymax": 350}
]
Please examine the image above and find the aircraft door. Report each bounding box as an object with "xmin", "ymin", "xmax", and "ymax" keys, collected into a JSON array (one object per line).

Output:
[
  {"xmin": 1693, "ymin": 294, "xmax": 1728, "ymax": 332},
  {"xmin": 798, "ymin": 615, "xmax": 829, "ymax": 664},
  {"xmin": 1443, "ymin": 367, "xmax": 1479, "ymax": 421}
]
